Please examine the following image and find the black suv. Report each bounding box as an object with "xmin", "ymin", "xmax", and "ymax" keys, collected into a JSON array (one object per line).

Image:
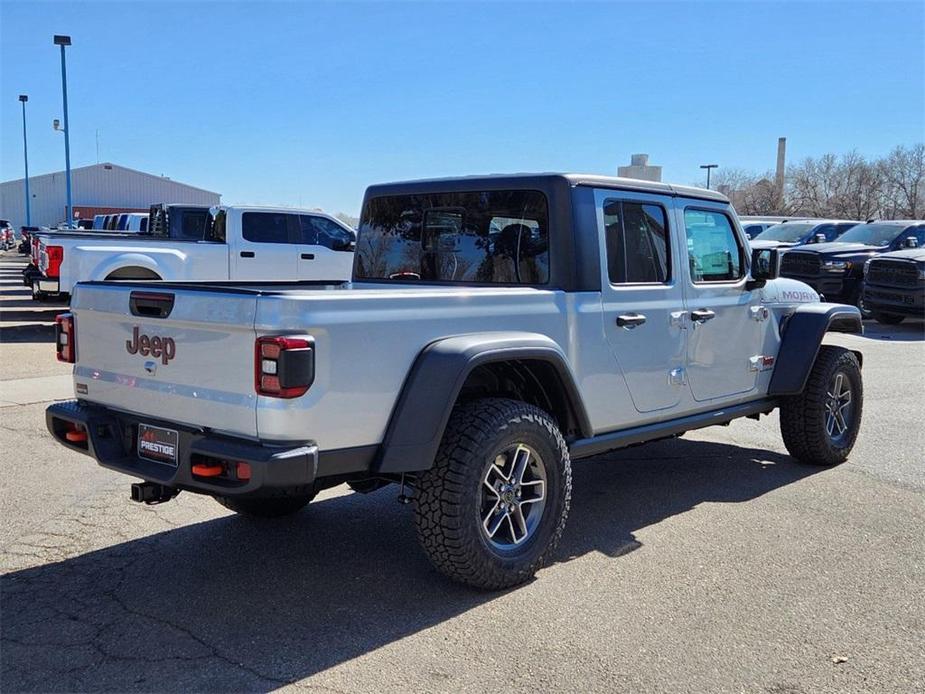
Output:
[
  {"xmin": 779, "ymin": 220, "xmax": 925, "ymax": 307},
  {"xmin": 862, "ymin": 247, "xmax": 925, "ymax": 324}
]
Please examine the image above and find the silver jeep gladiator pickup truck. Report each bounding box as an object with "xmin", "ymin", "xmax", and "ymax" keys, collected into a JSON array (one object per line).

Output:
[{"xmin": 47, "ymin": 174, "xmax": 864, "ymax": 589}]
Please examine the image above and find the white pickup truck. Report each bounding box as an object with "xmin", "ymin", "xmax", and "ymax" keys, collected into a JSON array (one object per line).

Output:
[
  {"xmin": 29, "ymin": 204, "xmax": 356, "ymax": 300},
  {"xmin": 47, "ymin": 173, "xmax": 864, "ymax": 589}
]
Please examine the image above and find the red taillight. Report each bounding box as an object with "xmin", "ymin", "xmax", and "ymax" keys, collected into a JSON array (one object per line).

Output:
[
  {"xmin": 46, "ymin": 245, "xmax": 64, "ymax": 278},
  {"xmin": 56, "ymin": 312, "xmax": 76, "ymax": 363},
  {"xmin": 255, "ymin": 335, "xmax": 314, "ymax": 398}
]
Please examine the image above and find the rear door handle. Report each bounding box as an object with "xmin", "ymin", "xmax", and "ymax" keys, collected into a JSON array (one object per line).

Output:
[
  {"xmin": 240, "ymin": 251, "xmax": 255, "ymax": 258},
  {"xmin": 616, "ymin": 313, "xmax": 647, "ymax": 329},
  {"xmin": 300, "ymin": 253, "xmax": 315, "ymax": 260},
  {"xmin": 691, "ymin": 309, "xmax": 716, "ymax": 323}
]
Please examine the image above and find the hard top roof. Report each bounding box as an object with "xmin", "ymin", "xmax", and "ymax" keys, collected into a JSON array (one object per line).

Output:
[{"xmin": 363, "ymin": 172, "xmax": 728, "ymax": 203}]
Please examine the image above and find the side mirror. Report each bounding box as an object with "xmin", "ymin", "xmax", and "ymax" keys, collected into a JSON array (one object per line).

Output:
[
  {"xmin": 904, "ymin": 236, "xmax": 919, "ymax": 249},
  {"xmin": 814, "ymin": 233, "xmax": 827, "ymax": 244},
  {"xmin": 747, "ymin": 247, "xmax": 780, "ymax": 290}
]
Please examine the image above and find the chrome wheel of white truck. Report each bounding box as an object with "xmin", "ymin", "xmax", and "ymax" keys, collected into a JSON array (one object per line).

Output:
[{"xmin": 414, "ymin": 398, "xmax": 571, "ymax": 590}]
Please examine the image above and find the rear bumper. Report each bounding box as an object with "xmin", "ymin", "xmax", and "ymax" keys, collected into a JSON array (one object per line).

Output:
[
  {"xmin": 46, "ymin": 400, "xmax": 318, "ymax": 497},
  {"xmin": 36, "ymin": 278, "xmax": 60, "ymax": 293},
  {"xmin": 25, "ymin": 266, "xmax": 61, "ymax": 294},
  {"xmin": 863, "ymin": 283, "xmax": 925, "ymax": 317}
]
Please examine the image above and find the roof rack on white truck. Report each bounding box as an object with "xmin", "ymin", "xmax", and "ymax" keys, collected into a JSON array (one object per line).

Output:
[{"xmin": 28, "ymin": 204, "xmax": 356, "ymax": 301}]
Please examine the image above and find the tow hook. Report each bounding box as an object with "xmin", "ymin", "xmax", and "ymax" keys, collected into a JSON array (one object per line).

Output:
[{"xmin": 130, "ymin": 482, "xmax": 179, "ymax": 505}]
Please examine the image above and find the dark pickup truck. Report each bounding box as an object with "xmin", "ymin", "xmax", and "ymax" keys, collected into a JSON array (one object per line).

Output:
[
  {"xmin": 862, "ymin": 247, "xmax": 925, "ymax": 324},
  {"xmin": 779, "ymin": 220, "xmax": 925, "ymax": 307}
]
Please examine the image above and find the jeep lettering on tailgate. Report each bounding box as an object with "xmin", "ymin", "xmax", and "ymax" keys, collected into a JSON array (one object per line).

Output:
[{"xmin": 126, "ymin": 326, "xmax": 176, "ymax": 365}]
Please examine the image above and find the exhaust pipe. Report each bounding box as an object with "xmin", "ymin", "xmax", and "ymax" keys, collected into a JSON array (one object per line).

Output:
[{"xmin": 130, "ymin": 482, "xmax": 179, "ymax": 505}]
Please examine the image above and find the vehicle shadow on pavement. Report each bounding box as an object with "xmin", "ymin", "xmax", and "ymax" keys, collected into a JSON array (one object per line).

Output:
[
  {"xmin": 857, "ymin": 320, "xmax": 924, "ymax": 342},
  {"xmin": 0, "ymin": 324, "xmax": 56, "ymax": 343},
  {"xmin": 0, "ymin": 438, "xmax": 824, "ymax": 691},
  {"xmin": 0, "ymin": 308, "xmax": 66, "ymax": 323}
]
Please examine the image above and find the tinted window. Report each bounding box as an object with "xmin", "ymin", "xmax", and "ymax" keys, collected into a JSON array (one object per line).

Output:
[
  {"xmin": 754, "ymin": 222, "xmax": 815, "ymax": 242},
  {"xmin": 242, "ymin": 212, "xmax": 293, "ymax": 244},
  {"xmin": 140, "ymin": 217, "xmax": 148, "ymax": 232},
  {"xmin": 836, "ymin": 222, "xmax": 910, "ymax": 246},
  {"xmin": 297, "ymin": 215, "xmax": 355, "ymax": 250},
  {"xmin": 604, "ymin": 200, "xmax": 670, "ymax": 283},
  {"xmin": 684, "ymin": 209, "xmax": 743, "ymax": 282},
  {"xmin": 172, "ymin": 210, "xmax": 210, "ymax": 241},
  {"xmin": 356, "ymin": 190, "xmax": 549, "ymax": 284}
]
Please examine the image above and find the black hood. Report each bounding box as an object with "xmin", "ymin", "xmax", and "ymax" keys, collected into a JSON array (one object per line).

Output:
[{"xmin": 786, "ymin": 242, "xmax": 884, "ymax": 260}]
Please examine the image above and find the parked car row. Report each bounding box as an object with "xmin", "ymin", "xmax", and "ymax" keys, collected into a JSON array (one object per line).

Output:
[
  {"xmin": 777, "ymin": 219, "xmax": 925, "ymax": 323},
  {"xmin": 91, "ymin": 212, "xmax": 149, "ymax": 232},
  {"xmin": 21, "ymin": 203, "xmax": 356, "ymax": 301}
]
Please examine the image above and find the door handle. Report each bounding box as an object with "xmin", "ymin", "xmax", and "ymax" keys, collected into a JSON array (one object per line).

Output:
[
  {"xmin": 240, "ymin": 251, "xmax": 255, "ymax": 258},
  {"xmin": 300, "ymin": 253, "xmax": 315, "ymax": 260},
  {"xmin": 690, "ymin": 309, "xmax": 716, "ymax": 323},
  {"xmin": 616, "ymin": 313, "xmax": 647, "ymax": 329}
]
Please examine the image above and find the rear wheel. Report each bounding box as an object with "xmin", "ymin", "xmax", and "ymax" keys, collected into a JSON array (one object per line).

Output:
[
  {"xmin": 779, "ymin": 346, "xmax": 862, "ymax": 466},
  {"xmin": 215, "ymin": 493, "xmax": 315, "ymax": 518},
  {"xmin": 414, "ymin": 398, "xmax": 571, "ymax": 590},
  {"xmin": 873, "ymin": 312, "xmax": 905, "ymax": 325}
]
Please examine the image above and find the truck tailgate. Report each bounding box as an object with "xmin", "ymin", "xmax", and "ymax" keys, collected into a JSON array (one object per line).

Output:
[{"xmin": 70, "ymin": 283, "xmax": 259, "ymax": 438}]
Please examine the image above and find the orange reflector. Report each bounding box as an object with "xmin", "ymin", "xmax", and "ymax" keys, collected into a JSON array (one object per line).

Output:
[
  {"xmin": 191, "ymin": 463, "xmax": 223, "ymax": 477},
  {"xmin": 65, "ymin": 429, "xmax": 88, "ymax": 443},
  {"xmin": 236, "ymin": 462, "xmax": 252, "ymax": 480}
]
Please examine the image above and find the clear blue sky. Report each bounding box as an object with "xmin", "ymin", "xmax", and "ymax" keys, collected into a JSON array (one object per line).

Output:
[{"xmin": 2, "ymin": 1, "xmax": 923, "ymax": 215}]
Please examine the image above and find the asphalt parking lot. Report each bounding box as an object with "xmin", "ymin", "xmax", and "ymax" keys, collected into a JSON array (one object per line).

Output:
[{"xmin": 1, "ymin": 251, "xmax": 923, "ymax": 693}]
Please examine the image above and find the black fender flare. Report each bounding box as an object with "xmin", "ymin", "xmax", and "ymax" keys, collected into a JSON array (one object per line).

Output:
[
  {"xmin": 768, "ymin": 303, "xmax": 863, "ymax": 396},
  {"xmin": 374, "ymin": 332, "xmax": 592, "ymax": 474}
]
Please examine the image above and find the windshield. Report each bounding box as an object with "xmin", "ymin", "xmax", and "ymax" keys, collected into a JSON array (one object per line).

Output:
[
  {"xmin": 753, "ymin": 222, "xmax": 815, "ymax": 242},
  {"xmin": 836, "ymin": 223, "xmax": 904, "ymax": 246}
]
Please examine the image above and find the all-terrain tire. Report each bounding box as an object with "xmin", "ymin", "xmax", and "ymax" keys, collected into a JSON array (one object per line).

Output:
[
  {"xmin": 779, "ymin": 345, "xmax": 862, "ymax": 466},
  {"xmin": 215, "ymin": 492, "xmax": 315, "ymax": 518},
  {"xmin": 873, "ymin": 312, "xmax": 905, "ymax": 325},
  {"xmin": 414, "ymin": 398, "xmax": 571, "ymax": 590}
]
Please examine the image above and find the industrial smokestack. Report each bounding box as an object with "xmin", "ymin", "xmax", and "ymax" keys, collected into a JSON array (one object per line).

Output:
[{"xmin": 774, "ymin": 137, "xmax": 787, "ymax": 212}]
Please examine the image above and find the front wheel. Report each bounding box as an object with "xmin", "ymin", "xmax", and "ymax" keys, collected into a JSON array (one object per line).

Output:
[
  {"xmin": 414, "ymin": 398, "xmax": 571, "ymax": 590},
  {"xmin": 779, "ymin": 346, "xmax": 863, "ymax": 466}
]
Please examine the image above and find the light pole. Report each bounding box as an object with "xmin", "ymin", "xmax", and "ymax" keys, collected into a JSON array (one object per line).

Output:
[
  {"xmin": 18, "ymin": 95, "xmax": 31, "ymax": 227},
  {"xmin": 54, "ymin": 34, "xmax": 73, "ymax": 227},
  {"xmin": 700, "ymin": 164, "xmax": 718, "ymax": 190}
]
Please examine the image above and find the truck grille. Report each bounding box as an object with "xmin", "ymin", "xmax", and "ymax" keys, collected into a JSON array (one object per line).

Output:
[
  {"xmin": 780, "ymin": 252, "xmax": 821, "ymax": 277},
  {"xmin": 866, "ymin": 260, "xmax": 919, "ymax": 287}
]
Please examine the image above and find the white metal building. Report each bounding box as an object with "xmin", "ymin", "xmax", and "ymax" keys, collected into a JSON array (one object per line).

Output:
[{"xmin": 0, "ymin": 162, "xmax": 221, "ymax": 229}]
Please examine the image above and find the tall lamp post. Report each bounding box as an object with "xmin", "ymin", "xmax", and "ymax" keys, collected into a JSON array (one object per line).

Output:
[
  {"xmin": 54, "ymin": 34, "xmax": 73, "ymax": 227},
  {"xmin": 700, "ymin": 164, "xmax": 718, "ymax": 190},
  {"xmin": 18, "ymin": 95, "xmax": 31, "ymax": 227}
]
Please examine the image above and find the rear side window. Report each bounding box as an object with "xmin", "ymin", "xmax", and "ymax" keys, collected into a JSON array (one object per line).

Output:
[
  {"xmin": 140, "ymin": 217, "xmax": 148, "ymax": 232},
  {"xmin": 356, "ymin": 190, "xmax": 549, "ymax": 284},
  {"xmin": 604, "ymin": 199, "xmax": 670, "ymax": 284},
  {"xmin": 172, "ymin": 210, "xmax": 210, "ymax": 241},
  {"xmin": 242, "ymin": 212, "xmax": 294, "ymax": 244},
  {"xmin": 684, "ymin": 209, "xmax": 744, "ymax": 282},
  {"xmin": 297, "ymin": 215, "xmax": 355, "ymax": 250}
]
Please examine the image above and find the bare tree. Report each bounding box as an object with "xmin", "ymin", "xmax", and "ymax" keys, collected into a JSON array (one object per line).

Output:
[{"xmin": 878, "ymin": 144, "xmax": 925, "ymax": 219}]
